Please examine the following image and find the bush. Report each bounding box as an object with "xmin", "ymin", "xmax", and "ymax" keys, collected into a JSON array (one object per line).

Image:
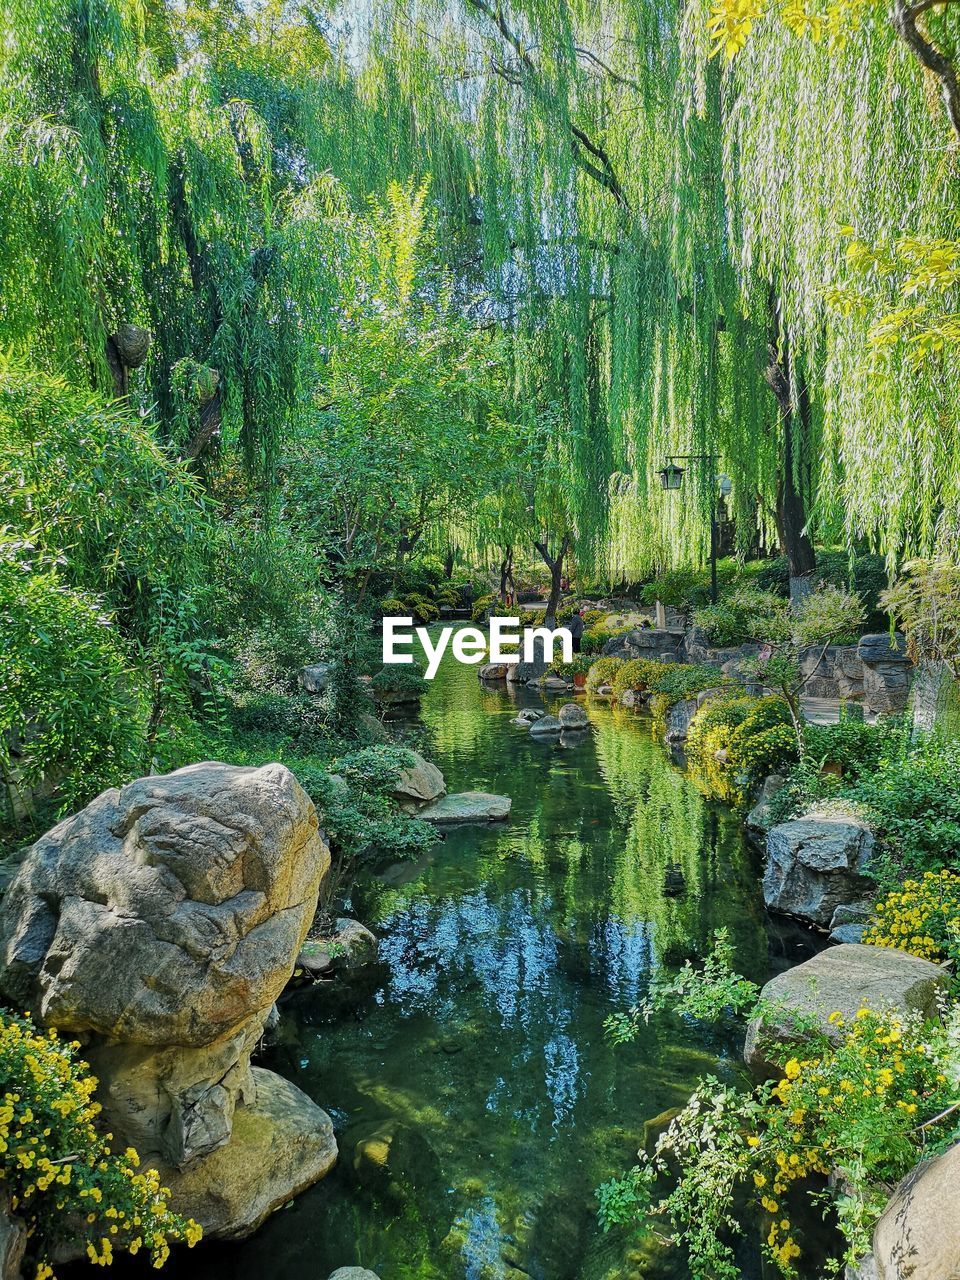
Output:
[
  {"xmin": 471, "ymin": 593, "xmax": 495, "ymax": 623},
  {"xmin": 0, "ymin": 541, "xmax": 143, "ymax": 819},
  {"xmin": 586, "ymin": 656, "xmax": 624, "ymax": 693},
  {"xmin": 611, "ymin": 658, "xmax": 681, "ymax": 699},
  {"xmin": 792, "ymin": 584, "xmax": 865, "ymax": 647},
  {"xmin": 692, "ymin": 586, "xmax": 790, "ymax": 646},
  {"xmin": 864, "ymin": 869, "xmax": 960, "ymax": 963},
  {"xmin": 402, "ymin": 593, "xmax": 440, "ymax": 623},
  {"xmin": 650, "ymin": 663, "xmax": 726, "ymax": 708},
  {"xmin": 0, "ymin": 1012, "xmax": 200, "ymax": 1274},
  {"xmin": 370, "ymin": 663, "xmax": 428, "ymax": 702}
]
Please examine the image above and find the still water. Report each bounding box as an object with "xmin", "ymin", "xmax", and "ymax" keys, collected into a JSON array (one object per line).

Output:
[{"xmin": 151, "ymin": 631, "xmax": 817, "ymax": 1280}]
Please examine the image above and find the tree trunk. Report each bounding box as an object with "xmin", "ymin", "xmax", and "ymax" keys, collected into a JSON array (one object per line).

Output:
[
  {"xmin": 534, "ymin": 534, "xmax": 569, "ymax": 622},
  {"xmin": 764, "ymin": 293, "xmax": 816, "ymax": 604},
  {"xmin": 498, "ymin": 545, "xmax": 515, "ymax": 602}
]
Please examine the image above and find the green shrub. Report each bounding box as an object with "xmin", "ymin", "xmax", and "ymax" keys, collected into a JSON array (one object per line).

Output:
[
  {"xmin": 586, "ymin": 656, "xmax": 624, "ymax": 693},
  {"xmin": 793, "ymin": 584, "xmax": 865, "ymax": 646},
  {"xmin": 692, "ymin": 586, "xmax": 790, "ymax": 646},
  {"xmin": 370, "ymin": 663, "xmax": 428, "ymax": 702},
  {"xmin": 611, "ymin": 658, "xmax": 681, "ymax": 699},
  {"xmin": 0, "ymin": 541, "xmax": 143, "ymax": 819},
  {"xmin": 402, "ymin": 593, "xmax": 440, "ymax": 623},
  {"xmin": 471, "ymin": 593, "xmax": 495, "ymax": 623},
  {"xmin": 650, "ymin": 663, "xmax": 726, "ymax": 708}
]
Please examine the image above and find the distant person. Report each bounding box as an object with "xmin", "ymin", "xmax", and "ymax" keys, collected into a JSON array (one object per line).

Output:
[{"xmin": 568, "ymin": 608, "xmax": 585, "ymax": 653}]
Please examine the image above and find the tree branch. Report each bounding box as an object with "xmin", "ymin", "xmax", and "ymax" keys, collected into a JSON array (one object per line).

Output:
[{"xmin": 893, "ymin": 0, "xmax": 960, "ymax": 141}]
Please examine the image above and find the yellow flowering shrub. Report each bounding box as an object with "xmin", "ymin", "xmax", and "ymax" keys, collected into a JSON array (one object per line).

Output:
[
  {"xmin": 0, "ymin": 1012, "xmax": 201, "ymax": 1277},
  {"xmin": 600, "ymin": 999, "xmax": 958, "ymax": 1278},
  {"xmin": 864, "ymin": 870, "xmax": 960, "ymax": 963}
]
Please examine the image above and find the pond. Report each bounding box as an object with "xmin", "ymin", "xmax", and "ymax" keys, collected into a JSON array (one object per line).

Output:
[{"xmin": 145, "ymin": 629, "xmax": 819, "ymax": 1280}]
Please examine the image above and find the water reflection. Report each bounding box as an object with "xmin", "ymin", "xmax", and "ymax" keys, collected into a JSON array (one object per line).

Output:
[{"xmin": 163, "ymin": 629, "xmax": 773, "ymax": 1280}]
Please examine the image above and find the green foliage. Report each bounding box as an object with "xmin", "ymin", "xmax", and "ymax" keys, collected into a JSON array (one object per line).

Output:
[
  {"xmin": 604, "ymin": 928, "xmax": 760, "ymax": 1043},
  {"xmin": 370, "ymin": 664, "xmax": 428, "ymax": 702},
  {"xmin": 693, "ymin": 587, "xmax": 791, "ymax": 646},
  {"xmin": 792, "ymin": 584, "xmax": 866, "ymax": 647},
  {"xmin": 650, "ymin": 663, "xmax": 726, "ymax": 708},
  {"xmin": 0, "ymin": 1012, "xmax": 200, "ymax": 1274},
  {"xmin": 882, "ymin": 559, "xmax": 960, "ymax": 672},
  {"xmin": 611, "ymin": 659, "xmax": 679, "ymax": 700},
  {"xmin": 402, "ymin": 594, "xmax": 440, "ymax": 624},
  {"xmin": 0, "ymin": 539, "xmax": 143, "ymax": 819},
  {"xmin": 586, "ymin": 656, "xmax": 624, "ymax": 693}
]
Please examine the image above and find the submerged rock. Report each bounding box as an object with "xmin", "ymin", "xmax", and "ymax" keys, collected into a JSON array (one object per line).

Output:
[
  {"xmin": 764, "ymin": 809, "xmax": 875, "ymax": 927},
  {"xmin": 418, "ymin": 791, "xmax": 511, "ymax": 823},
  {"xmin": 298, "ymin": 918, "xmax": 378, "ymax": 977},
  {"xmin": 529, "ymin": 714, "xmax": 563, "ymax": 736},
  {"xmin": 0, "ymin": 762, "xmax": 336, "ymax": 1237},
  {"xmin": 391, "ymin": 751, "xmax": 445, "ymax": 809},
  {"xmin": 744, "ymin": 944, "xmax": 947, "ymax": 1077},
  {"xmin": 872, "ymin": 1141, "xmax": 960, "ymax": 1280},
  {"xmin": 558, "ymin": 702, "xmax": 589, "ymax": 729}
]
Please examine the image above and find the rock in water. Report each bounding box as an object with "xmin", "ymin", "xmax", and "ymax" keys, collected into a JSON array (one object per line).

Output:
[
  {"xmin": 764, "ymin": 809, "xmax": 875, "ymax": 927},
  {"xmin": 0, "ymin": 762, "xmax": 337, "ymax": 1238},
  {"xmin": 418, "ymin": 791, "xmax": 511, "ymax": 823},
  {"xmin": 390, "ymin": 750, "xmax": 446, "ymax": 809},
  {"xmin": 558, "ymin": 703, "xmax": 589, "ymax": 729}
]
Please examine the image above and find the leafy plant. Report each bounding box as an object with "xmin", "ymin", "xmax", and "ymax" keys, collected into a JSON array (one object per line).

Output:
[{"xmin": 0, "ymin": 1012, "xmax": 200, "ymax": 1275}]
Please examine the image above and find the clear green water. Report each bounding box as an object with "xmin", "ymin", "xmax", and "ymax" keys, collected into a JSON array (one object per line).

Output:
[{"xmin": 134, "ymin": 631, "xmax": 821, "ymax": 1280}]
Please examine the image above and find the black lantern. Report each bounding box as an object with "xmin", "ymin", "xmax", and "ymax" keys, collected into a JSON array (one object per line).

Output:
[{"xmin": 657, "ymin": 461, "xmax": 685, "ymax": 491}]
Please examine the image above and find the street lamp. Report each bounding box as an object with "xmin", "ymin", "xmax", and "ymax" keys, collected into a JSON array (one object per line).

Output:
[{"xmin": 658, "ymin": 454, "xmax": 725, "ymax": 604}]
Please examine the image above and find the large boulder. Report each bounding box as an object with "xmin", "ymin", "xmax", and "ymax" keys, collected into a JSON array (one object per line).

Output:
[
  {"xmin": 0, "ymin": 762, "xmax": 336, "ymax": 1237},
  {"xmin": 744, "ymin": 944, "xmax": 947, "ymax": 1077},
  {"xmin": 418, "ymin": 791, "xmax": 511, "ymax": 823},
  {"xmin": 764, "ymin": 809, "xmax": 875, "ymax": 927},
  {"xmin": 391, "ymin": 751, "xmax": 445, "ymax": 809},
  {"xmin": 872, "ymin": 1141, "xmax": 960, "ymax": 1280}
]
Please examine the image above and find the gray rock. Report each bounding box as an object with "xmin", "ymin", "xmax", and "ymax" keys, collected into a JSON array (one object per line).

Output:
[
  {"xmin": 299, "ymin": 918, "xmax": 378, "ymax": 976},
  {"xmin": 300, "ymin": 661, "xmax": 334, "ymax": 694},
  {"xmin": 418, "ymin": 792, "xmax": 511, "ymax": 823},
  {"xmin": 858, "ymin": 632, "xmax": 909, "ymax": 664},
  {"xmin": 0, "ymin": 1193, "xmax": 25, "ymax": 1280},
  {"xmin": 764, "ymin": 809, "xmax": 875, "ymax": 927},
  {"xmin": 529, "ymin": 715, "xmax": 563, "ymax": 736},
  {"xmin": 830, "ymin": 923, "xmax": 866, "ymax": 944},
  {"xmin": 558, "ymin": 703, "xmax": 589, "ymax": 729},
  {"xmin": 746, "ymin": 774, "xmax": 788, "ymax": 836},
  {"xmin": 872, "ymin": 1141, "xmax": 960, "ymax": 1280},
  {"xmin": 391, "ymin": 751, "xmax": 445, "ymax": 808},
  {"xmin": 0, "ymin": 762, "xmax": 336, "ymax": 1235},
  {"xmin": 665, "ymin": 698, "xmax": 699, "ymax": 745},
  {"xmin": 744, "ymin": 944, "xmax": 947, "ymax": 1077},
  {"xmin": 512, "ymin": 708, "xmax": 544, "ymax": 726}
]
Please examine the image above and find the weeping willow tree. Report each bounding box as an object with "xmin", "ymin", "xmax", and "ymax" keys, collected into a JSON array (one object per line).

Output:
[
  {"xmin": 0, "ymin": 0, "xmax": 341, "ymax": 482},
  {"xmin": 339, "ymin": 0, "xmax": 793, "ymax": 584}
]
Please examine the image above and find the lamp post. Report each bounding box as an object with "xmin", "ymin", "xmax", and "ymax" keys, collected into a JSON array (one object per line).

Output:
[{"xmin": 657, "ymin": 454, "xmax": 728, "ymax": 604}]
